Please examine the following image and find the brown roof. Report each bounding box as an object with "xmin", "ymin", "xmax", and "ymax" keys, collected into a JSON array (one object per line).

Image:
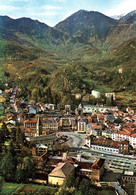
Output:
[
  {"xmin": 24, "ymin": 119, "xmax": 37, "ymax": 123},
  {"xmin": 91, "ymin": 159, "xmax": 105, "ymax": 169},
  {"xmin": 92, "ymin": 137, "xmax": 120, "ymax": 148},
  {"xmin": 76, "ymin": 161, "xmax": 92, "ymax": 169},
  {"xmin": 48, "ymin": 162, "xmax": 75, "ymax": 178}
]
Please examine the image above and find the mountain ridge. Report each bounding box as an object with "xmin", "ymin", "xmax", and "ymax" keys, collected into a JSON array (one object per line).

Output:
[{"xmin": 0, "ymin": 9, "xmax": 136, "ymax": 107}]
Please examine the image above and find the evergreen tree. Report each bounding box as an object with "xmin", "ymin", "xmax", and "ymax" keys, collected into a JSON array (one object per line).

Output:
[
  {"xmin": 23, "ymin": 156, "xmax": 34, "ymax": 181},
  {"xmin": 0, "ymin": 153, "xmax": 16, "ymax": 181},
  {"xmin": 15, "ymin": 165, "xmax": 23, "ymax": 183},
  {"xmin": 0, "ymin": 176, "xmax": 4, "ymax": 192}
]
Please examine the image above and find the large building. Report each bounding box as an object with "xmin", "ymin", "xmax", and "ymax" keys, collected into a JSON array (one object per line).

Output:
[
  {"xmin": 78, "ymin": 158, "xmax": 105, "ymax": 182},
  {"xmin": 112, "ymin": 131, "xmax": 136, "ymax": 149},
  {"xmin": 86, "ymin": 136, "xmax": 128, "ymax": 154},
  {"xmin": 82, "ymin": 105, "xmax": 118, "ymax": 114},
  {"xmin": 42, "ymin": 117, "xmax": 60, "ymax": 134}
]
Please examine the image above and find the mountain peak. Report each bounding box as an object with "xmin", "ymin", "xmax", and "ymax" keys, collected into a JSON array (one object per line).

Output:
[
  {"xmin": 54, "ymin": 10, "xmax": 117, "ymax": 44},
  {"xmin": 119, "ymin": 10, "xmax": 136, "ymax": 23}
]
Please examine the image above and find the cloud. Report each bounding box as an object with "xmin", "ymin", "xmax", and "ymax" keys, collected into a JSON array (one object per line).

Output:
[
  {"xmin": 43, "ymin": 5, "xmax": 62, "ymax": 10},
  {"xmin": 0, "ymin": 5, "xmax": 20, "ymax": 12},
  {"xmin": 52, "ymin": 0, "xmax": 66, "ymax": 2},
  {"xmin": 30, "ymin": 11, "xmax": 58, "ymax": 17},
  {"xmin": 2, "ymin": 0, "xmax": 29, "ymax": 1},
  {"xmin": 105, "ymin": 0, "xmax": 136, "ymax": 16}
]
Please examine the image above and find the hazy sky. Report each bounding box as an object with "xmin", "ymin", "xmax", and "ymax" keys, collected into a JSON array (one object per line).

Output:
[{"xmin": 0, "ymin": 0, "xmax": 135, "ymax": 26}]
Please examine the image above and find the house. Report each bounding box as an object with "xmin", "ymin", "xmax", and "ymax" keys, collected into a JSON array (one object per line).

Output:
[
  {"xmin": 48, "ymin": 162, "xmax": 75, "ymax": 185},
  {"xmin": 92, "ymin": 125, "xmax": 103, "ymax": 137},
  {"xmin": 86, "ymin": 123, "xmax": 92, "ymax": 135},
  {"xmin": 97, "ymin": 114, "xmax": 104, "ymax": 122},
  {"xmin": 91, "ymin": 90, "xmax": 100, "ymax": 98},
  {"xmin": 75, "ymin": 93, "xmax": 81, "ymax": 100},
  {"xmin": 105, "ymin": 93, "xmax": 115, "ymax": 101},
  {"xmin": 45, "ymin": 104, "xmax": 56, "ymax": 110},
  {"xmin": 77, "ymin": 119, "xmax": 87, "ymax": 133},
  {"xmin": 28, "ymin": 107, "xmax": 37, "ymax": 115},
  {"xmin": 102, "ymin": 129, "xmax": 113, "ymax": 138},
  {"xmin": 126, "ymin": 107, "xmax": 134, "ymax": 114},
  {"xmin": 65, "ymin": 105, "xmax": 71, "ymax": 114},
  {"xmin": 119, "ymin": 68, "xmax": 123, "ymax": 73},
  {"xmin": 129, "ymin": 134, "xmax": 136, "ymax": 149},
  {"xmin": 32, "ymin": 144, "xmax": 48, "ymax": 156},
  {"xmin": 105, "ymin": 114, "xmax": 115, "ymax": 123}
]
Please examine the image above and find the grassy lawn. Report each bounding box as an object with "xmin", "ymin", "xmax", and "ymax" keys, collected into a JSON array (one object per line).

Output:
[
  {"xmin": 0, "ymin": 182, "xmax": 57, "ymax": 195},
  {"xmin": 98, "ymin": 190, "xmax": 116, "ymax": 195},
  {"xmin": 123, "ymin": 183, "xmax": 136, "ymax": 195},
  {"xmin": 0, "ymin": 183, "xmax": 21, "ymax": 195},
  {"xmin": 116, "ymin": 91, "xmax": 136, "ymax": 108}
]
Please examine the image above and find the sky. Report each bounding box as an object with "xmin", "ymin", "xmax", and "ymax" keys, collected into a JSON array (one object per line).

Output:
[{"xmin": 0, "ymin": 0, "xmax": 136, "ymax": 26}]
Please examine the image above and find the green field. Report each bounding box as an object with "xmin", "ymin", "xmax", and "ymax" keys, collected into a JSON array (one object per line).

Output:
[{"xmin": 0, "ymin": 182, "xmax": 57, "ymax": 195}]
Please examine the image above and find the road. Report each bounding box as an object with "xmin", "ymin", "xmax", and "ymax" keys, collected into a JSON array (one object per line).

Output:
[
  {"xmin": 100, "ymin": 182, "xmax": 128, "ymax": 195},
  {"xmin": 10, "ymin": 85, "xmax": 18, "ymax": 112},
  {"xmin": 57, "ymin": 132, "xmax": 86, "ymax": 148}
]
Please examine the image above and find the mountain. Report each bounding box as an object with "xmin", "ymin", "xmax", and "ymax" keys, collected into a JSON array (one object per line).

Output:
[
  {"xmin": 111, "ymin": 14, "xmax": 125, "ymax": 20},
  {"xmin": 0, "ymin": 10, "xmax": 136, "ymax": 107},
  {"xmin": 119, "ymin": 10, "xmax": 136, "ymax": 22},
  {"xmin": 105, "ymin": 10, "xmax": 136, "ymax": 49},
  {"xmin": 54, "ymin": 10, "xmax": 118, "ymax": 47},
  {"xmin": 0, "ymin": 16, "xmax": 91, "ymax": 55}
]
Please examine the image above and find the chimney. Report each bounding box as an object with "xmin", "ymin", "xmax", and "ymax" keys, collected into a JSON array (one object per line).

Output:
[
  {"xmin": 63, "ymin": 152, "xmax": 67, "ymax": 160},
  {"xmin": 77, "ymin": 154, "xmax": 81, "ymax": 162}
]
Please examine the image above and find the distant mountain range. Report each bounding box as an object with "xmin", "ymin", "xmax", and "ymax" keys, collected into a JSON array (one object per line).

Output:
[
  {"xmin": 0, "ymin": 9, "xmax": 136, "ymax": 107},
  {"xmin": 0, "ymin": 9, "xmax": 136, "ymax": 53},
  {"xmin": 111, "ymin": 14, "xmax": 126, "ymax": 20}
]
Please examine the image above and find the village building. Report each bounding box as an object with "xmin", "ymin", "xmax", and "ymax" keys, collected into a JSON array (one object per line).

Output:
[
  {"xmin": 105, "ymin": 92, "xmax": 116, "ymax": 101},
  {"xmin": 42, "ymin": 117, "xmax": 60, "ymax": 134},
  {"xmin": 112, "ymin": 130, "xmax": 136, "ymax": 149},
  {"xmin": 75, "ymin": 93, "xmax": 81, "ymax": 100},
  {"xmin": 86, "ymin": 136, "xmax": 128, "ymax": 154},
  {"xmin": 45, "ymin": 104, "xmax": 56, "ymax": 110},
  {"xmin": 24, "ymin": 117, "xmax": 42, "ymax": 137},
  {"xmin": 48, "ymin": 162, "xmax": 75, "ymax": 186},
  {"xmin": 82, "ymin": 105, "xmax": 118, "ymax": 114},
  {"xmin": 122, "ymin": 171, "xmax": 136, "ymax": 183},
  {"xmin": 77, "ymin": 119, "xmax": 87, "ymax": 133},
  {"xmin": 32, "ymin": 144, "xmax": 48, "ymax": 156},
  {"xmin": 91, "ymin": 90, "xmax": 100, "ymax": 98}
]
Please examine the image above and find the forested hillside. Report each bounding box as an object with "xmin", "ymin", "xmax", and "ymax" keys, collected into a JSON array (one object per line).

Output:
[{"xmin": 0, "ymin": 10, "xmax": 136, "ymax": 108}]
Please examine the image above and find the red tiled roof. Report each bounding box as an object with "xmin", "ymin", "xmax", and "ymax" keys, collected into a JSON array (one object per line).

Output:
[
  {"xmin": 24, "ymin": 119, "xmax": 37, "ymax": 123},
  {"xmin": 130, "ymin": 134, "xmax": 136, "ymax": 138},
  {"xmin": 117, "ymin": 131, "xmax": 131, "ymax": 135}
]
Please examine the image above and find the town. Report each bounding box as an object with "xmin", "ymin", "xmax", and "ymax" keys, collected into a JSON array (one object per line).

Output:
[{"xmin": 0, "ymin": 85, "xmax": 136, "ymax": 195}]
